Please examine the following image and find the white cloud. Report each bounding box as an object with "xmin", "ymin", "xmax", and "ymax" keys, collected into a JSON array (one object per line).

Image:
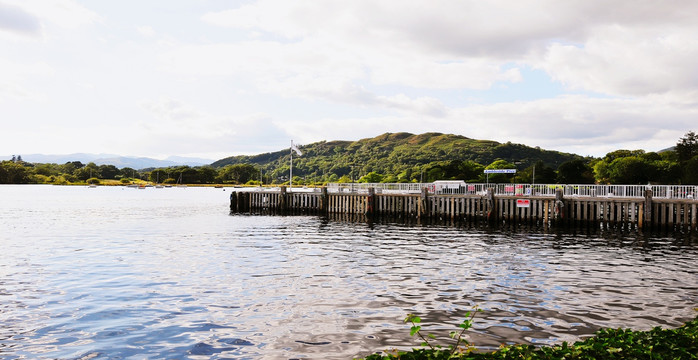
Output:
[
  {"xmin": 138, "ymin": 98, "xmax": 291, "ymax": 156},
  {"xmin": 0, "ymin": 2, "xmax": 41, "ymax": 37},
  {"xmin": 0, "ymin": 58, "xmax": 53, "ymax": 102},
  {"xmin": 3, "ymin": 0, "xmax": 698, "ymax": 160},
  {"xmin": 538, "ymin": 23, "xmax": 698, "ymax": 97},
  {"xmin": 276, "ymin": 94, "xmax": 697, "ymax": 158},
  {"xmin": 200, "ymin": 0, "xmax": 698, "ymax": 98},
  {"xmin": 443, "ymin": 95, "xmax": 697, "ymax": 156},
  {"xmin": 140, "ymin": 98, "xmax": 234, "ymax": 139},
  {"xmin": 136, "ymin": 25, "xmax": 155, "ymax": 37},
  {"xmin": 14, "ymin": 0, "xmax": 100, "ymax": 29},
  {"xmin": 196, "ymin": 1, "xmax": 529, "ymax": 93},
  {"xmin": 369, "ymin": 59, "xmax": 522, "ymax": 90}
]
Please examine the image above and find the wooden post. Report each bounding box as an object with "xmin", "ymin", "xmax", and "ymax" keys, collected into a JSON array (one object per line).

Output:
[
  {"xmin": 486, "ymin": 188, "xmax": 496, "ymax": 223},
  {"xmin": 320, "ymin": 187, "xmax": 328, "ymax": 215},
  {"xmin": 643, "ymin": 189, "xmax": 652, "ymax": 230},
  {"xmin": 366, "ymin": 187, "xmax": 375, "ymax": 218},
  {"xmin": 419, "ymin": 187, "xmax": 428, "ymax": 218},
  {"xmin": 237, "ymin": 192, "xmax": 244, "ymax": 212},
  {"xmin": 279, "ymin": 186, "xmax": 288, "ymax": 214},
  {"xmin": 554, "ymin": 188, "xmax": 564, "ymax": 223},
  {"xmin": 230, "ymin": 191, "xmax": 238, "ymax": 212},
  {"xmin": 543, "ymin": 200, "xmax": 549, "ymax": 226}
]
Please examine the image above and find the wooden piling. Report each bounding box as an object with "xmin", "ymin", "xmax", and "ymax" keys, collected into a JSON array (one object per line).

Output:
[
  {"xmin": 279, "ymin": 186, "xmax": 288, "ymax": 214},
  {"xmin": 554, "ymin": 188, "xmax": 564, "ymax": 224},
  {"xmin": 486, "ymin": 188, "xmax": 496, "ymax": 223},
  {"xmin": 643, "ymin": 189, "xmax": 652, "ymax": 230}
]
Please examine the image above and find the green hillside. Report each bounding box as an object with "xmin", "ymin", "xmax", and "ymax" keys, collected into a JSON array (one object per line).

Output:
[{"xmin": 211, "ymin": 132, "xmax": 581, "ymax": 183}]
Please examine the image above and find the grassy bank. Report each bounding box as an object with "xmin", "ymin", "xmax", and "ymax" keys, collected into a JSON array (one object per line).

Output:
[{"xmin": 358, "ymin": 315, "xmax": 697, "ymax": 360}]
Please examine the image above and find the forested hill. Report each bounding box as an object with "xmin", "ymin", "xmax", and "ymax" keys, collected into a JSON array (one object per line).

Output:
[{"xmin": 211, "ymin": 132, "xmax": 581, "ymax": 183}]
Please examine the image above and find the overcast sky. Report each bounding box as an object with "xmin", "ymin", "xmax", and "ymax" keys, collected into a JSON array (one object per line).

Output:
[{"xmin": 1, "ymin": 0, "xmax": 697, "ymax": 161}]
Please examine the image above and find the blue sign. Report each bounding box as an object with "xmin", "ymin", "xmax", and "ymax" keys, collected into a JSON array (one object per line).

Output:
[{"xmin": 484, "ymin": 169, "xmax": 516, "ymax": 174}]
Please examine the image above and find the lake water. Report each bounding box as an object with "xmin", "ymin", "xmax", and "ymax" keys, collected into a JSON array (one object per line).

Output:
[{"xmin": 1, "ymin": 185, "xmax": 696, "ymax": 359}]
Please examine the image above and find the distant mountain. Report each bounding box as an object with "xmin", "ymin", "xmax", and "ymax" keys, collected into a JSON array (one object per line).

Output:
[
  {"xmin": 10, "ymin": 153, "xmax": 214, "ymax": 169},
  {"xmin": 658, "ymin": 146, "xmax": 675, "ymax": 153}
]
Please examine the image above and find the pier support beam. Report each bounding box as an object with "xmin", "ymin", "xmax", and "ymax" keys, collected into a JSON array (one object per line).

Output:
[
  {"xmin": 366, "ymin": 187, "xmax": 375, "ymax": 218},
  {"xmin": 642, "ymin": 189, "xmax": 652, "ymax": 230},
  {"xmin": 486, "ymin": 188, "xmax": 496, "ymax": 223},
  {"xmin": 419, "ymin": 187, "xmax": 428, "ymax": 218},
  {"xmin": 279, "ymin": 186, "xmax": 288, "ymax": 214},
  {"xmin": 320, "ymin": 187, "xmax": 328, "ymax": 215},
  {"xmin": 554, "ymin": 188, "xmax": 565, "ymax": 223},
  {"xmin": 230, "ymin": 191, "xmax": 237, "ymax": 212}
]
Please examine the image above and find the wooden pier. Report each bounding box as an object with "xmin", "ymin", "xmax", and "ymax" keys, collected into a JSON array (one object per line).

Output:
[{"xmin": 229, "ymin": 186, "xmax": 698, "ymax": 231}]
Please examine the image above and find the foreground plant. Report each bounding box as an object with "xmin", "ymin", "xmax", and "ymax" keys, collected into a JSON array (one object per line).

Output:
[
  {"xmin": 358, "ymin": 312, "xmax": 698, "ymax": 360},
  {"xmin": 403, "ymin": 306, "xmax": 481, "ymax": 358}
]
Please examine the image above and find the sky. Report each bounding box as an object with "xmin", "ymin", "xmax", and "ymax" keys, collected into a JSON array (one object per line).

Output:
[{"xmin": 1, "ymin": 0, "xmax": 697, "ymax": 162}]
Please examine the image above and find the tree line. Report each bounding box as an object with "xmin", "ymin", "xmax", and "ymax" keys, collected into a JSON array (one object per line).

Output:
[{"xmin": 2, "ymin": 131, "xmax": 696, "ymax": 185}]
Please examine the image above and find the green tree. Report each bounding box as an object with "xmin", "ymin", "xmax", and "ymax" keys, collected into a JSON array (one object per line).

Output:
[
  {"xmin": 593, "ymin": 160, "xmax": 611, "ymax": 184},
  {"xmin": 593, "ymin": 150, "xmax": 645, "ymax": 184},
  {"xmin": 60, "ymin": 161, "xmax": 84, "ymax": 175},
  {"xmin": 682, "ymin": 155, "xmax": 698, "ymax": 184},
  {"xmin": 34, "ymin": 163, "xmax": 61, "ymax": 177},
  {"xmin": 654, "ymin": 160, "xmax": 681, "ymax": 184},
  {"xmin": 148, "ymin": 168, "xmax": 166, "ymax": 183},
  {"xmin": 359, "ymin": 172, "xmax": 383, "ymax": 183},
  {"xmin": 120, "ymin": 167, "xmax": 138, "ymax": 179},
  {"xmin": 607, "ymin": 157, "xmax": 655, "ymax": 184},
  {"xmin": 73, "ymin": 162, "xmax": 100, "ymax": 181},
  {"xmin": 676, "ymin": 131, "xmax": 698, "ymax": 162},
  {"xmin": 422, "ymin": 163, "xmax": 446, "ymax": 182},
  {"xmin": 557, "ymin": 159, "xmax": 595, "ymax": 184},
  {"xmin": 197, "ymin": 166, "xmax": 218, "ymax": 184},
  {"xmin": 218, "ymin": 164, "xmax": 258, "ymax": 184},
  {"xmin": 513, "ymin": 161, "xmax": 556, "ymax": 183},
  {"xmin": 0, "ymin": 161, "xmax": 31, "ymax": 183},
  {"xmin": 98, "ymin": 164, "xmax": 120, "ymax": 179},
  {"xmin": 603, "ymin": 149, "xmax": 644, "ymax": 162},
  {"xmin": 179, "ymin": 167, "xmax": 199, "ymax": 184},
  {"xmin": 456, "ymin": 160, "xmax": 485, "ymax": 182}
]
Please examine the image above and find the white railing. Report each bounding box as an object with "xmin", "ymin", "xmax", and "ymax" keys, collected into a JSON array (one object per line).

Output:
[
  {"xmin": 323, "ymin": 183, "xmax": 697, "ymax": 200},
  {"xmin": 495, "ymin": 184, "xmax": 697, "ymax": 199},
  {"xmin": 234, "ymin": 183, "xmax": 697, "ymax": 200},
  {"xmin": 327, "ymin": 182, "xmax": 426, "ymax": 194},
  {"xmin": 651, "ymin": 185, "xmax": 698, "ymax": 200}
]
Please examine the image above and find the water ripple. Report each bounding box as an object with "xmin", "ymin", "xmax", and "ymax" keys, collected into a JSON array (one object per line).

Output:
[{"xmin": 0, "ymin": 185, "xmax": 696, "ymax": 359}]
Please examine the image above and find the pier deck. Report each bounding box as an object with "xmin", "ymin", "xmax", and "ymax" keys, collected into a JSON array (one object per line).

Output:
[{"xmin": 229, "ymin": 183, "xmax": 698, "ymax": 231}]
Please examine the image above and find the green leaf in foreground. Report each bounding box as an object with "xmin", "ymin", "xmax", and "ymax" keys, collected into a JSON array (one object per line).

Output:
[{"xmin": 359, "ymin": 314, "xmax": 698, "ymax": 360}]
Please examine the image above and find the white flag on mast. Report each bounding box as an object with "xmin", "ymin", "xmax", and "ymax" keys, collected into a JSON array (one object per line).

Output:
[{"xmin": 291, "ymin": 142, "xmax": 303, "ymax": 156}]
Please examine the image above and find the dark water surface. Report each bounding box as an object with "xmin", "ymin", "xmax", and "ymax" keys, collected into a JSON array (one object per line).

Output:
[{"xmin": 1, "ymin": 185, "xmax": 696, "ymax": 359}]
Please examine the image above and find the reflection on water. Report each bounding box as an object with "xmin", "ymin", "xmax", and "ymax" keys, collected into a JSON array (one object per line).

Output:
[{"xmin": 0, "ymin": 185, "xmax": 696, "ymax": 359}]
